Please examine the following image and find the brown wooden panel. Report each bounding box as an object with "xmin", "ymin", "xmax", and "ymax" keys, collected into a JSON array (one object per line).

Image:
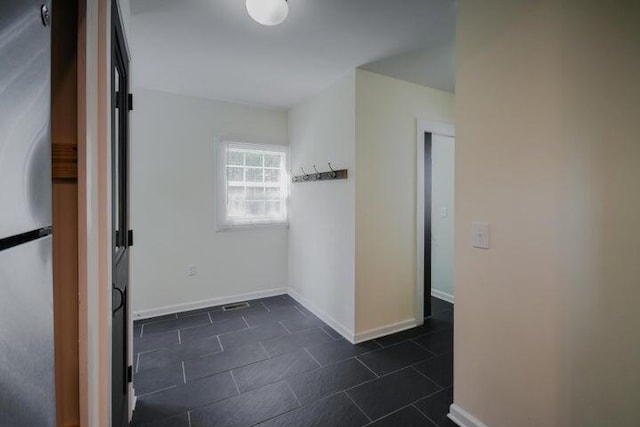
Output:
[
  {"xmin": 52, "ymin": 142, "xmax": 78, "ymax": 180},
  {"xmin": 52, "ymin": 182, "xmax": 80, "ymax": 427},
  {"xmin": 52, "ymin": 0, "xmax": 80, "ymax": 425}
]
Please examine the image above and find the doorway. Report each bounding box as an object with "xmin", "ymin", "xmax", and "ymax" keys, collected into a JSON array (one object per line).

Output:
[
  {"xmin": 416, "ymin": 121, "xmax": 455, "ymax": 321},
  {"xmin": 111, "ymin": 2, "xmax": 132, "ymax": 426}
]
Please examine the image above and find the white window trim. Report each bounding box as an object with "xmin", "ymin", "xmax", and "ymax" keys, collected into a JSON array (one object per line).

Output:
[{"xmin": 215, "ymin": 139, "xmax": 289, "ymax": 231}]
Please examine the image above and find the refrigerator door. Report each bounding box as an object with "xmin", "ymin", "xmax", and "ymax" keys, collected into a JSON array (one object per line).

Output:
[
  {"xmin": 0, "ymin": 0, "xmax": 52, "ymax": 240},
  {"xmin": 0, "ymin": 236, "xmax": 56, "ymax": 426}
]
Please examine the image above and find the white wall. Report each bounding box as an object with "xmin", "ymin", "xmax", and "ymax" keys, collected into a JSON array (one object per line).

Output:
[
  {"xmin": 354, "ymin": 70, "xmax": 454, "ymax": 336},
  {"xmin": 288, "ymin": 72, "xmax": 357, "ymax": 337},
  {"xmin": 430, "ymin": 134, "xmax": 455, "ymax": 299},
  {"xmin": 130, "ymin": 88, "xmax": 289, "ymax": 314},
  {"xmin": 454, "ymin": 1, "xmax": 640, "ymax": 426}
]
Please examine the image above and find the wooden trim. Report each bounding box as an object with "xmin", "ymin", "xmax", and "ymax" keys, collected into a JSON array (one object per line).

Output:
[
  {"xmin": 52, "ymin": 142, "xmax": 78, "ymax": 180},
  {"xmin": 76, "ymin": 0, "xmax": 88, "ymax": 424},
  {"xmin": 97, "ymin": 0, "xmax": 112, "ymax": 424},
  {"xmin": 51, "ymin": 1, "xmax": 81, "ymax": 425}
]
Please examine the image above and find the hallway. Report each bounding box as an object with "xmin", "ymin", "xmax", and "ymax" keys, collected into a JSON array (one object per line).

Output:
[{"xmin": 132, "ymin": 296, "xmax": 454, "ymax": 426}]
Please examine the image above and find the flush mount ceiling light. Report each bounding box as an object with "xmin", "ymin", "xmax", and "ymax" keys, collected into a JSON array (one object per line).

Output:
[{"xmin": 246, "ymin": 0, "xmax": 289, "ymax": 26}]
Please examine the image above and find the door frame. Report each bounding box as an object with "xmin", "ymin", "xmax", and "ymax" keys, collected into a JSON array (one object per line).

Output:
[
  {"xmin": 415, "ymin": 120, "xmax": 455, "ymax": 323},
  {"xmin": 110, "ymin": 1, "xmax": 132, "ymax": 425}
]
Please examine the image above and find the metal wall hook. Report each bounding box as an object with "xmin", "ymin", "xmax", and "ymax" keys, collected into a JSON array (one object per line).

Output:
[
  {"xmin": 301, "ymin": 167, "xmax": 309, "ymax": 180},
  {"xmin": 328, "ymin": 162, "xmax": 337, "ymax": 178},
  {"xmin": 313, "ymin": 165, "xmax": 322, "ymax": 180}
]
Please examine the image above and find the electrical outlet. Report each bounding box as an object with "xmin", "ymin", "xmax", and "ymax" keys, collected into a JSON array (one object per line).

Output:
[{"xmin": 187, "ymin": 264, "xmax": 197, "ymax": 276}]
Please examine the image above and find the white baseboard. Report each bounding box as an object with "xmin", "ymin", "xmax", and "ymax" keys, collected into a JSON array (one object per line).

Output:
[
  {"xmin": 286, "ymin": 288, "xmax": 356, "ymax": 343},
  {"xmin": 353, "ymin": 318, "xmax": 418, "ymax": 344},
  {"xmin": 432, "ymin": 289, "xmax": 455, "ymax": 304},
  {"xmin": 133, "ymin": 287, "xmax": 288, "ymax": 320},
  {"xmin": 448, "ymin": 404, "xmax": 488, "ymax": 427},
  {"xmin": 287, "ymin": 289, "xmax": 419, "ymax": 344}
]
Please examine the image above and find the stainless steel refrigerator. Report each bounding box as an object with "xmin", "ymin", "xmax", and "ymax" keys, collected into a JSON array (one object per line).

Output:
[{"xmin": 0, "ymin": 0, "xmax": 57, "ymax": 426}]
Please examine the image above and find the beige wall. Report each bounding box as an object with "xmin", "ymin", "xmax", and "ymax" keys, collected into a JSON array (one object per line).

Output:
[
  {"xmin": 454, "ymin": 1, "xmax": 640, "ymax": 426},
  {"xmin": 354, "ymin": 70, "xmax": 454, "ymax": 337}
]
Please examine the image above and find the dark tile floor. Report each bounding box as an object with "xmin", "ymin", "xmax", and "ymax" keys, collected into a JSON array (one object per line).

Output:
[{"xmin": 132, "ymin": 295, "xmax": 455, "ymax": 427}]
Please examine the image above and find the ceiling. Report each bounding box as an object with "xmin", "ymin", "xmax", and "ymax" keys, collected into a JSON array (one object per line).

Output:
[{"xmin": 129, "ymin": 0, "xmax": 455, "ymax": 109}]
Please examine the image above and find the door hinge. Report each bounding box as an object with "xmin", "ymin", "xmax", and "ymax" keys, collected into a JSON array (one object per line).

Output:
[
  {"xmin": 128, "ymin": 93, "xmax": 133, "ymax": 111},
  {"xmin": 127, "ymin": 365, "xmax": 133, "ymax": 383},
  {"xmin": 128, "ymin": 230, "xmax": 134, "ymax": 247}
]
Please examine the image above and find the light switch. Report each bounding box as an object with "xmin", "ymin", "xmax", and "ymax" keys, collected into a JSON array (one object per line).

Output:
[
  {"xmin": 471, "ymin": 222, "xmax": 490, "ymax": 249},
  {"xmin": 441, "ymin": 207, "xmax": 448, "ymax": 218}
]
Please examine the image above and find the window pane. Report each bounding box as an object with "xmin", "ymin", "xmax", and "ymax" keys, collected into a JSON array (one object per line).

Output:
[
  {"xmin": 265, "ymin": 187, "xmax": 280, "ymax": 200},
  {"xmin": 220, "ymin": 143, "xmax": 287, "ymax": 227},
  {"xmin": 245, "ymin": 152, "xmax": 263, "ymax": 167},
  {"xmin": 246, "ymin": 168, "xmax": 263, "ymax": 182},
  {"xmin": 246, "ymin": 201, "xmax": 265, "ymax": 216},
  {"xmin": 228, "ymin": 186, "xmax": 244, "ymax": 198},
  {"xmin": 264, "ymin": 169, "xmax": 280, "ymax": 182},
  {"xmin": 227, "ymin": 167, "xmax": 243, "ymax": 181},
  {"xmin": 227, "ymin": 150, "xmax": 244, "ymax": 166},
  {"xmin": 264, "ymin": 154, "xmax": 281, "ymax": 167},
  {"xmin": 228, "ymin": 199, "xmax": 245, "ymax": 217},
  {"xmin": 265, "ymin": 201, "xmax": 281, "ymax": 216},
  {"xmin": 246, "ymin": 187, "xmax": 265, "ymax": 200}
]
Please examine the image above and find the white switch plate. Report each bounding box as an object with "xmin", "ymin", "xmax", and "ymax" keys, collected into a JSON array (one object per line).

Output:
[
  {"xmin": 471, "ymin": 222, "xmax": 490, "ymax": 249},
  {"xmin": 441, "ymin": 207, "xmax": 448, "ymax": 218},
  {"xmin": 187, "ymin": 264, "xmax": 197, "ymax": 276}
]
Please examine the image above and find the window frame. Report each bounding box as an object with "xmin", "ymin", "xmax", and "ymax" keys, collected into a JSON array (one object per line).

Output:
[{"xmin": 215, "ymin": 139, "xmax": 289, "ymax": 231}]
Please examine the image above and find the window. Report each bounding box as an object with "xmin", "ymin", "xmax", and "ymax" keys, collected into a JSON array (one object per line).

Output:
[{"xmin": 216, "ymin": 140, "xmax": 288, "ymax": 229}]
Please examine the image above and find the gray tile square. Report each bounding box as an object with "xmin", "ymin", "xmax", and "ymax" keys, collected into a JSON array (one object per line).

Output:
[
  {"xmin": 262, "ymin": 328, "xmax": 332, "ymax": 357},
  {"xmin": 219, "ymin": 322, "xmax": 288, "ymax": 350},
  {"xmin": 256, "ymin": 392, "xmax": 369, "ymax": 427},
  {"xmin": 132, "ymin": 371, "xmax": 237, "ymax": 424},
  {"xmin": 243, "ymin": 306, "xmax": 307, "ymax": 327},
  {"xmin": 357, "ymin": 341, "xmax": 434, "ymax": 376},
  {"xmin": 232, "ymin": 350, "xmax": 319, "ymax": 393},
  {"xmin": 281, "ymin": 316, "xmax": 324, "ymax": 333},
  {"xmin": 180, "ymin": 317, "xmax": 248, "ymax": 343},
  {"xmin": 306, "ymin": 338, "xmax": 380, "ymax": 367},
  {"xmin": 368, "ymin": 406, "xmax": 436, "ymax": 427},
  {"xmin": 134, "ymin": 331, "xmax": 179, "ymax": 354},
  {"xmin": 134, "ymin": 363, "xmax": 183, "ymax": 396},
  {"xmin": 347, "ymin": 368, "xmax": 441, "ymax": 420},
  {"xmin": 287, "ymin": 358, "xmax": 376, "ymax": 405},
  {"xmin": 189, "ymin": 381, "xmax": 298, "ymax": 427},
  {"xmin": 184, "ymin": 342, "xmax": 269, "ymax": 382}
]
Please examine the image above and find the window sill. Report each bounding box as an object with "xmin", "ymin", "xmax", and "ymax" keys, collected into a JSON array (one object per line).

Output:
[{"xmin": 216, "ymin": 222, "xmax": 289, "ymax": 232}]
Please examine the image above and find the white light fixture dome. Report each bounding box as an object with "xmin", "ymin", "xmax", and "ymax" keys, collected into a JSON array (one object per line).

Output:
[{"xmin": 246, "ymin": 0, "xmax": 289, "ymax": 26}]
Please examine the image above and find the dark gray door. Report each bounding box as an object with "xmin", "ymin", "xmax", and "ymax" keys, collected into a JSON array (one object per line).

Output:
[
  {"xmin": 111, "ymin": 3, "xmax": 131, "ymax": 426},
  {"xmin": 424, "ymin": 133, "xmax": 432, "ymax": 317}
]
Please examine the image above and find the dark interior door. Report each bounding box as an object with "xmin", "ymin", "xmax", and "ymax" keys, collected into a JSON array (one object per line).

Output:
[
  {"xmin": 424, "ymin": 133, "xmax": 432, "ymax": 317},
  {"xmin": 111, "ymin": 3, "xmax": 131, "ymax": 426}
]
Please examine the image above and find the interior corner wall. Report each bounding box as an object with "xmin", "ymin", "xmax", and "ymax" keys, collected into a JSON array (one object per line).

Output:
[
  {"xmin": 354, "ymin": 69, "xmax": 454, "ymax": 336},
  {"xmin": 130, "ymin": 88, "xmax": 289, "ymax": 314},
  {"xmin": 455, "ymin": 1, "xmax": 640, "ymax": 426},
  {"xmin": 288, "ymin": 72, "xmax": 356, "ymax": 337}
]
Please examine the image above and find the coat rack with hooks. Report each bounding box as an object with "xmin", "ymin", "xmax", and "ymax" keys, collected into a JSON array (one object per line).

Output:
[{"xmin": 290, "ymin": 163, "xmax": 348, "ymax": 183}]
